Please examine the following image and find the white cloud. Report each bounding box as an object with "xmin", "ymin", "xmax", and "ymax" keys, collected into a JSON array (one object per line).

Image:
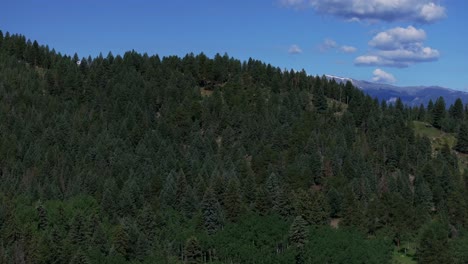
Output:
[
  {"xmin": 340, "ymin": 45, "xmax": 357, "ymax": 53},
  {"xmin": 319, "ymin": 38, "xmax": 338, "ymax": 52},
  {"xmin": 280, "ymin": 0, "xmax": 305, "ymax": 6},
  {"xmin": 288, "ymin": 44, "xmax": 303, "ymax": 54},
  {"xmin": 369, "ymin": 26, "xmax": 426, "ymax": 50},
  {"xmin": 355, "ymin": 26, "xmax": 440, "ymax": 68},
  {"xmin": 281, "ymin": 0, "xmax": 446, "ymax": 23},
  {"xmin": 372, "ymin": 68, "xmax": 396, "ymax": 83},
  {"xmin": 420, "ymin": 3, "xmax": 447, "ymax": 22}
]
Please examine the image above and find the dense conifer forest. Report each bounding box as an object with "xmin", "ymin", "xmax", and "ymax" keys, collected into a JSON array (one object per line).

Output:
[{"xmin": 1, "ymin": 31, "xmax": 468, "ymax": 263}]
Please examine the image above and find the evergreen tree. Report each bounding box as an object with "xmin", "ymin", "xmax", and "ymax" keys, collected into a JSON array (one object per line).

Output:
[
  {"xmin": 201, "ymin": 188, "xmax": 223, "ymax": 234},
  {"xmin": 327, "ymin": 188, "xmax": 342, "ymax": 218},
  {"xmin": 101, "ymin": 178, "xmax": 119, "ymax": 219},
  {"xmin": 223, "ymin": 177, "xmax": 243, "ymax": 222},
  {"xmin": 70, "ymin": 248, "xmax": 90, "ymax": 264},
  {"xmin": 255, "ymin": 186, "xmax": 271, "ymax": 215},
  {"xmin": 159, "ymin": 171, "xmax": 177, "ymax": 208},
  {"xmin": 292, "ymin": 189, "xmax": 314, "ymax": 224},
  {"xmin": 69, "ymin": 212, "xmax": 88, "ymax": 246},
  {"xmin": 135, "ymin": 233, "xmax": 150, "ymax": 261},
  {"xmin": 313, "ymin": 86, "xmax": 328, "ymax": 113},
  {"xmin": 36, "ymin": 202, "xmax": 48, "ymax": 231},
  {"xmin": 414, "ymin": 176, "xmax": 434, "ymax": 216},
  {"xmin": 417, "ymin": 221, "xmax": 451, "ymax": 264},
  {"xmin": 455, "ymin": 121, "xmax": 468, "ymax": 153},
  {"xmin": 449, "ymin": 98, "xmax": 464, "ymax": 120},
  {"xmin": 113, "ymin": 224, "xmax": 130, "ymax": 259},
  {"xmin": 184, "ymin": 236, "xmax": 202, "ymax": 264},
  {"xmin": 309, "ymin": 191, "xmax": 330, "ymax": 225},
  {"xmin": 432, "ymin": 96, "xmax": 446, "ymax": 129},
  {"xmin": 288, "ymin": 216, "xmax": 308, "ymax": 249},
  {"xmin": 92, "ymin": 223, "xmax": 108, "ymax": 255}
]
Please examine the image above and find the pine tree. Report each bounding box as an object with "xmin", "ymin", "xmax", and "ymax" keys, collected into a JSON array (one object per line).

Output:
[
  {"xmin": 414, "ymin": 176, "xmax": 434, "ymax": 215},
  {"xmin": 292, "ymin": 189, "xmax": 314, "ymax": 224},
  {"xmin": 288, "ymin": 216, "xmax": 308, "ymax": 249},
  {"xmin": 101, "ymin": 178, "xmax": 119, "ymax": 219},
  {"xmin": 92, "ymin": 223, "xmax": 108, "ymax": 255},
  {"xmin": 313, "ymin": 86, "xmax": 328, "ymax": 113},
  {"xmin": 223, "ymin": 177, "xmax": 242, "ymax": 222},
  {"xmin": 70, "ymin": 248, "xmax": 90, "ymax": 264},
  {"xmin": 255, "ymin": 186, "xmax": 271, "ymax": 215},
  {"xmin": 135, "ymin": 233, "xmax": 150, "ymax": 261},
  {"xmin": 118, "ymin": 178, "xmax": 141, "ymax": 217},
  {"xmin": 417, "ymin": 221, "xmax": 450, "ymax": 264},
  {"xmin": 184, "ymin": 236, "xmax": 202, "ymax": 264},
  {"xmin": 242, "ymin": 168, "xmax": 257, "ymax": 208},
  {"xmin": 159, "ymin": 171, "xmax": 177, "ymax": 208},
  {"xmin": 69, "ymin": 213, "xmax": 88, "ymax": 246},
  {"xmin": 113, "ymin": 224, "xmax": 129, "ymax": 259},
  {"xmin": 136, "ymin": 206, "xmax": 157, "ymax": 243},
  {"xmin": 455, "ymin": 121, "xmax": 468, "ymax": 153},
  {"xmin": 309, "ymin": 191, "xmax": 330, "ymax": 225},
  {"xmin": 36, "ymin": 202, "xmax": 48, "ymax": 231},
  {"xmin": 201, "ymin": 188, "xmax": 223, "ymax": 234},
  {"xmin": 327, "ymin": 187, "xmax": 343, "ymax": 218},
  {"xmin": 432, "ymin": 96, "xmax": 446, "ymax": 129},
  {"xmin": 341, "ymin": 189, "xmax": 365, "ymax": 230},
  {"xmin": 449, "ymin": 98, "xmax": 464, "ymax": 120}
]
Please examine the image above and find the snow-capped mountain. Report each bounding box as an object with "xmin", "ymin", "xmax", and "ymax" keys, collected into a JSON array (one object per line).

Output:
[{"xmin": 325, "ymin": 75, "xmax": 468, "ymax": 107}]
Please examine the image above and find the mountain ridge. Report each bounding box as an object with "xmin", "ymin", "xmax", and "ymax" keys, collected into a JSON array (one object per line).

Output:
[{"xmin": 326, "ymin": 74, "xmax": 467, "ymax": 106}]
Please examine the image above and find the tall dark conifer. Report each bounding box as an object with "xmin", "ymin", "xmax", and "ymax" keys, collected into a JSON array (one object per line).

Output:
[
  {"xmin": 432, "ymin": 96, "xmax": 446, "ymax": 129},
  {"xmin": 455, "ymin": 121, "xmax": 468, "ymax": 153}
]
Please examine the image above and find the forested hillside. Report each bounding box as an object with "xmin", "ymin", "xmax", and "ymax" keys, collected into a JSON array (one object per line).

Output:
[{"xmin": 1, "ymin": 31, "xmax": 468, "ymax": 263}]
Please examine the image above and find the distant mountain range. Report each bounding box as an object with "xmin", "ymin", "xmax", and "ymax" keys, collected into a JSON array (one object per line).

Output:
[{"xmin": 325, "ymin": 75, "xmax": 468, "ymax": 107}]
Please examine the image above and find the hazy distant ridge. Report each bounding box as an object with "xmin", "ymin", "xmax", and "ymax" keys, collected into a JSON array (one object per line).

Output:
[{"xmin": 326, "ymin": 75, "xmax": 468, "ymax": 106}]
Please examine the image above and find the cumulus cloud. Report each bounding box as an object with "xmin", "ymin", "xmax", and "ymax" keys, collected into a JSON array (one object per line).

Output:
[
  {"xmin": 355, "ymin": 26, "xmax": 440, "ymax": 68},
  {"xmin": 372, "ymin": 68, "xmax": 396, "ymax": 83},
  {"xmin": 281, "ymin": 0, "xmax": 446, "ymax": 23},
  {"xmin": 318, "ymin": 39, "xmax": 357, "ymax": 54},
  {"xmin": 319, "ymin": 38, "xmax": 338, "ymax": 52},
  {"xmin": 288, "ymin": 44, "xmax": 303, "ymax": 54},
  {"xmin": 369, "ymin": 26, "xmax": 426, "ymax": 50},
  {"xmin": 340, "ymin": 45, "xmax": 357, "ymax": 53}
]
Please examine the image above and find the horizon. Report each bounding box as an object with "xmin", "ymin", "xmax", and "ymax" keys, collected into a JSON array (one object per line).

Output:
[{"xmin": 2, "ymin": 0, "xmax": 467, "ymax": 90}]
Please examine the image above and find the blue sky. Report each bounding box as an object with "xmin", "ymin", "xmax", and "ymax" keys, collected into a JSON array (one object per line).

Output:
[{"xmin": 1, "ymin": 0, "xmax": 467, "ymax": 90}]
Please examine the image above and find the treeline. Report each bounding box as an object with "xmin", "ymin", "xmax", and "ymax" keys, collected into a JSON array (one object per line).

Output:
[{"xmin": 1, "ymin": 30, "xmax": 468, "ymax": 263}]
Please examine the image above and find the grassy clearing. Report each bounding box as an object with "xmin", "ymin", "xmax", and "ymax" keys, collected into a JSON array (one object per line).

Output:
[
  {"xmin": 412, "ymin": 121, "xmax": 468, "ymax": 172},
  {"xmin": 412, "ymin": 121, "xmax": 456, "ymax": 150},
  {"xmin": 392, "ymin": 242, "xmax": 417, "ymax": 264},
  {"xmin": 200, "ymin": 87, "xmax": 214, "ymax": 97}
]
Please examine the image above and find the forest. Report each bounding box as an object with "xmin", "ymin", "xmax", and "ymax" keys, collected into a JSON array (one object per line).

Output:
[{"xmin": 1, "ymin": 30, "xmax": 468, "ymax": 263}]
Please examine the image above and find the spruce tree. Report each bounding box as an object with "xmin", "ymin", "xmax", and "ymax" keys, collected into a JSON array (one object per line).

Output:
[
  {"xmin": 101, "ymin": 178, "xmax": 119, "ymax": 219},
  {"xmin": 449, "ymin": 98, "xmax": 464, "ymax": 120},
  {"xmin": 70, "ymin": 248, "xmax": 89, "ymax": 264},
  {"xmin": 36, "ymin": 202, "xmax": 48, "ymax": 231},
  {"xmin": 455, "ymin": 121, "xmax": 468, "ymax": 153},
  {"xmin": 432, "ymin": 96, "xmax": 446, "ymax": 129},
  {"xmin": 69, "ymin": 213, "xmax": 88, "ymax": 246},
  {"xmin": 201, "ymin": 188, "xmax": 223, "ymax": 234},
  {"xmin": 310, "ymin": 191, "xmax": 330, "ymax": 225},
  {"xmin": 288, "ymin": 216, "xmax": 308, "ymax": 249},
  {"xmin": 223, "ymin": 177, "xmax": 242, "ymax": 222},
  {"xmin": 255, "ymin": 186, "xmax": 271, "ymax": 215},
  {"xmin": 417, "ymin": 221, "xmax": 450, "ymax": 264},
  {"xmin": 184, "ymin": 236, "xmax": 202, "ymax": 264},
  {"xmin": 113, "ymin": 224, "xmax": 129, "ymax": 259},
  {"xmin": 313, "ymin": 86, "xmax": 328, "ymax": 113}
]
